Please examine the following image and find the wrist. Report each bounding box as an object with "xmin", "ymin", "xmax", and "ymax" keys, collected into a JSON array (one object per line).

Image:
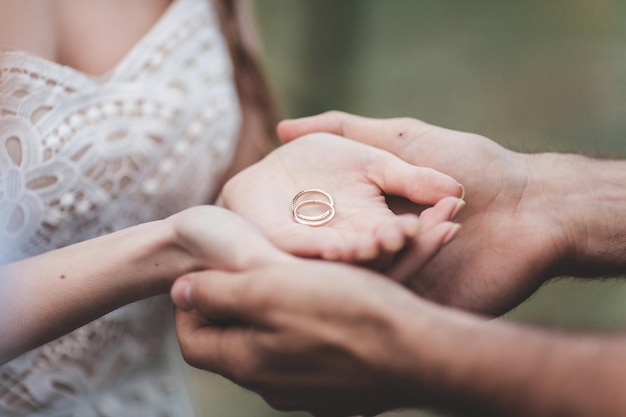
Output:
[
  {"xmin": 398, "ymin": 303, "xmax": 626, "ymax": 417},
  {"xmin": 387, "ymin": 301, "xmax": 489, "ymax": 408},
  {"xmin": 525, "ymin": 153, "xmax": 626, "ymax": 277},
  {"xmin": 368, "ymin": 295, "xmax": 488, "ymax": 408},
  {"xmin": 127, "ymin": 218, "xmax": 200, "ymax": 295},
  {"xmin": 0, "ymin": 219, "xmax": 200, "ymax": 362}
]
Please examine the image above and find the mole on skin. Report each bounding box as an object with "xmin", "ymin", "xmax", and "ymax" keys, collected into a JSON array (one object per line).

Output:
[{"xmin": 59, "ymin": 274, "xmax": 66, "ymax": 279}]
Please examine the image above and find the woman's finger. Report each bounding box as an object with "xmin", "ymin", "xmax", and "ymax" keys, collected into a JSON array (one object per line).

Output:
[
  {"xmin": 419, "ymin": 196, "xmax": 465, "ymax": 231},
  {"xmin": 387, "ymin": 222, "xmax": 461, "ymax": 282},
  {"xmin": 370, "ymin": 150, "xmax": 463, "ymax": 203}
]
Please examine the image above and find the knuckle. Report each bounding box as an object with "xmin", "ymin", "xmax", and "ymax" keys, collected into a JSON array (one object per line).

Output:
[
  {"xmin": 179, "ymin": 344, "xmax": 205, "ymax": 369},
  {"xmin": 227, "ymin": 363, "xmax": 252, "ymax": 383},
  {"xmin": 226, "ymin": 344, "xmax": 263, "ymax": 384}
]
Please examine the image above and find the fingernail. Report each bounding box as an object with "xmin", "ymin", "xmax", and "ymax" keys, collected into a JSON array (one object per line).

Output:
[
  {"xmin": 443, "ymin": 224, "xmax": 461, "ymax": 246},
  {"xmin": 458, "ymin": 183, "xmax": 466, "ymax": 200},
  {"xmin": 451, "ymin": 199, "xmax": 466, "ymax": 221},
  {"xmin": 171, "ymin": 278, "xmax": 193, "ymax": 311}
]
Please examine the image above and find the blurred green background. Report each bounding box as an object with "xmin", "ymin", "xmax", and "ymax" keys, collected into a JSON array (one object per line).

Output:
[{"xmin": 187, "ymin": 1, "xmax": 626, "ymax": 416}]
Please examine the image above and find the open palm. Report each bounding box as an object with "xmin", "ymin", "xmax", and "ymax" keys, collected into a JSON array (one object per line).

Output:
[
  {"xmin": 222, "ymin": 133, "xmax": 462, "ymax": 263},
  {"xmin": 278, "ymin": 113, "xmax": 570, "ymax": 315}
]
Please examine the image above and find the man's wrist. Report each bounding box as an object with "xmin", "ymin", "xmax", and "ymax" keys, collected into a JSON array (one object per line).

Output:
[
  {"xmin": 380, "ymin": 299, "xmax": 488, "ymax": 409},
  {"xmin": 394, "ymin": 301, "xmax": 626, "ymax": 417},
  {"xmin": 526, "ymin": 153, "xmax": 626, "ymax": 277}
]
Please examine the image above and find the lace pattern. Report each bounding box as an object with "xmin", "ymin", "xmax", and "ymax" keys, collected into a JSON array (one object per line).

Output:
[{"xmin": 0, "ymin": 0, "xmax": 241, "ymax": 414}]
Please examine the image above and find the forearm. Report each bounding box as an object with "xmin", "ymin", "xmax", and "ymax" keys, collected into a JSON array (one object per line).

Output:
[
  {"xmin": 526, "ymin": 153, "xmax": 626, "ymax": 276},
  {"xmin": 0, "ymin": 219, "xmax": 198, "ymax": 364},
  {"xmin": 397, "ymin": 305, "xmax": 626, "ymax": 416}
]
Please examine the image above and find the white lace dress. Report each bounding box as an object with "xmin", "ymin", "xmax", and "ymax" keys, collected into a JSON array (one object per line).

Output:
[{"xmin": 0, "ymin": 0, "xmax": 241, "ymax": 415}]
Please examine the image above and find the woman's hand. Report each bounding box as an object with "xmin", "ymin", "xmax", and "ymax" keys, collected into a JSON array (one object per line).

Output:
[
  {"xmin": 167, "ymin": 205, "xmax": 292, "ymax": 273},
  {"xmin": 0, "ymin": 205, "xmax": 290, "ymax": 364},
  {"xmin": 221, "ymin": 133, "xmax": 463, "ymax": 263},
  {"xmin": 277, "ymin": 112, "xmax": 573, "ymax": 315}
]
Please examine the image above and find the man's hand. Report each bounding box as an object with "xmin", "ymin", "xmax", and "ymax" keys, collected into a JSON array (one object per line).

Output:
[
  {"xmin": 277, "ymin": 112, "xmax": 574, "ymax": 315},
  {"xmin": 171, "ymin": 260, "xmax": 447, "ymax": 417},
  {"xmin": 172, "ymin": 261, "xmax": 626, "ymax": 417},
  {"xmin": 222, "ymin": 132, "xmax": 464, "ymax": 264}
]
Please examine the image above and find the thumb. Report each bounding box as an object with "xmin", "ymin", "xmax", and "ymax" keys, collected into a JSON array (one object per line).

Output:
[
  {"xmin": 171, "ymin": 269, "xmax": 280, "ymax": 326},
  {"xmin": 171, "ymin": 275, "xmax": 194, "ymax": 311},
  {"xmin": 277, "ymin": 111, "xmax": 429, "ymax": 151}
]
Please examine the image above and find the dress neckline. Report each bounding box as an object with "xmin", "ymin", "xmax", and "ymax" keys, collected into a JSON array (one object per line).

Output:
[{"xmin": 0, "ymin": 0, "xmax": 187, "ymax": 84}]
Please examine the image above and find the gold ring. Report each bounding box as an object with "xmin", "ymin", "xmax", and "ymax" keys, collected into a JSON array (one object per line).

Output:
[
  {"xmin": 293, "ymin": 200, "xmax": 336, "ymax": 226},
  {"xmin": 292, "ymin": 189, "xmax": 335, "ymax": 227},
  {"xmin": 291, "ymin": 189, "xmax": 335, "ymax": 211}
]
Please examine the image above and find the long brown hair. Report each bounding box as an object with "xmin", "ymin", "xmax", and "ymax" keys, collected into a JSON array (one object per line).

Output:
[{"xmin": 213, "ymin": 0, "xmax": 279, "ymax": 153}]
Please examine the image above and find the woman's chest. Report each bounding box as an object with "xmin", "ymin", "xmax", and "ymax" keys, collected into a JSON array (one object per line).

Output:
[
  {"xmin": 0, "ymin": 0, "xmax": 242, "ymax": 260},
  {"xmin": 0, "ymin": 0, "xmax": 172, "ymax": 77}
]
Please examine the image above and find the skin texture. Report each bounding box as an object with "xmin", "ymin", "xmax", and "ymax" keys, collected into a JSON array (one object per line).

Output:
[
  {"xmin": 172, "ymin": 112, "xmax": 626, "ymax": 417},
  {"xmin": 172, "ymin": 261, "xmax": 427, "ymax": 417},
  {"xmin": 0, "ymin": 0, "xmax": 171, "ymax": 76},
  {"xmin": 172, "ymin": 261, "xmax": 626, "ymax": 417},
  {"xmin": 0, "ymin": 135, "xmax": 462, "ymax": 364},
  {"xmin": 277, "ymin": 112, "xmax": 575, "ymax": 314},
  {"xmin": 0, "ymin": 206, "xmax": 282, "ymax": 365},
  {"xmin": 222, "ymin": 132, "xmax": 463, "ymax": 263}
]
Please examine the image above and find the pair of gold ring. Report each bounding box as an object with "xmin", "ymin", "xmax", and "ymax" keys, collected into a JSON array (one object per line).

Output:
[{"xmin": 292, "ymin": 189, "xmax": 335, "ymax": 226}]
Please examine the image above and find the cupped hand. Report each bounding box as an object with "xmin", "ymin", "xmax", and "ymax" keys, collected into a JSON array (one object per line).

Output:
[
  {"xmin": 277, "ymin": 112, "xmax": 572, "ymax": 315},
  {"xmin": 167, "ymin": 205, "xmax": 292, "ymax": 273},
  {"xmin": 171, "ymin": 260, "xmax": 443, "ymax": 417},
  {"xmin": 221, "ymin": 133, "xmax": 463, "ymax": 263}
]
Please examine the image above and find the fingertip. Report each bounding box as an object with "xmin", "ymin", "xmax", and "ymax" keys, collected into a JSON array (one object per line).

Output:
[
  {"xmin": 277, "ymin": 111, "xmax": 349, "ymax": 144},
  {"xmin": 443, "ymin": 223, "xmax": 462, "ymax": 246},
  {"xmin": 433, "ymin": 174, "xmax": 465, "ymax": 201},
  {"xmin": 374, "ymin": 216, "xmax": 417, "ymax": 253},
  {"xmin": 379, "ymin": 229, "xmax": 405, "ymax": 253},
  {"xmin": 317, "ymin": 238, "xmax": 343, "ymax": 260},
  {"xmin": 321, "ymin": 247, "xmax": 342, "ymax": 261},
  {"xmin": 171, "ymin": 276, "xmax": 194, "ymax": 311},
  {"xmin": 398, "ymin": 214, "xmax": 420, "ymax": 238},
  {"xmin": 344, "ymin": 236, "xmax": 380, "ymax": 262},
  {"xmin": 419, "ymin": 196, "xmax": 461, "ymax": 228},
  {"xmin": 451, "ymin": 198, "xmax": 466, "ymax": 221},
  {"xmin": 277, "ymin": 114, "xmax": 326, "ymax": 143},
  {"xmin": 356, "ymin": 244, "xmax": 380, "ymax": 262},
  {"xmin": 276, "ymin": 119, "xmax": 295, "ymax": 143}
]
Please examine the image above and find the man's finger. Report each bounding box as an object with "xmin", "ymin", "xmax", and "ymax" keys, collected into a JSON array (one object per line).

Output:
[
  {"xmin": 277, "ymin": 111, "xmax": 427, "ymax": 150},
  {"xmin": 173, "ymin": 270, "xmax": 271, "ymax": 325}
]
